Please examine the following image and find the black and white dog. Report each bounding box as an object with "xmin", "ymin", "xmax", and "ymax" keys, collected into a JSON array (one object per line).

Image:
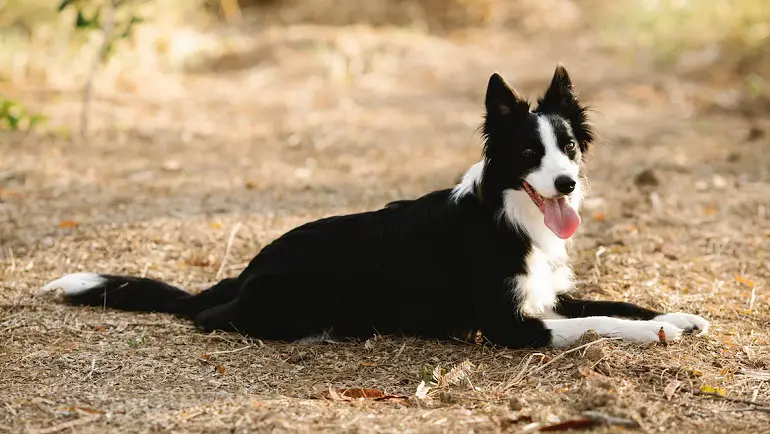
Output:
[{"xmin": 42, "ymin": 66, "xmax": 709, "ymax": 348}]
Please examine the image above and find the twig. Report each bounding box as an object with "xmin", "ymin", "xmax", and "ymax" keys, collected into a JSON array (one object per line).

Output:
[
  {"xmin": 693, "ymin": 389, "xmax": 770, "ymax": 412},
  {"xmin": 203, "ymin": 344, "xmax": 254, "ymax": 357},
  {"xmin": 80, "ymin": 0, "xmax": 117, "ymax": 141},
  {"xmin": 31, "ymin": 415, "xmax": 100, "ymax": 434},
  {"xmin": 582, "ymin": 411, "xmax": 641, "ymax": 428},
  {"xmin": 527, "ymin": 338, "xmax": 618, "ymax": 378},
  {"xmin": 86, "ymin": 357, "xmax": 97, "ymax": 379},
  {"xmin": 216, "ymin": 222, "xmax": 242, "ymax": 280}
]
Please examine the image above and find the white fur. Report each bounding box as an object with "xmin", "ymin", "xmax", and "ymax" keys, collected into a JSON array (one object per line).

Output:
[
  {"xmin": 512, "ymin": 250, "xmax": 574, "ymax": 317},
  {"xmin": 654, "ymin": 312, "xmax": 710, "ymax": 336},
  {"xmin": 40, "ymin": 272, "xmax": 105, "ymax": 297},
  {"xmin": 525, "ymin": 116, "xmax": 581, "ymax": 199},
  {"xmin": 544, "ymin": 317, "xmax": 684, "ymax": 348},
  {"xmin": 450, "ymin": 160, "xmax": 484, "ymax": 202}
]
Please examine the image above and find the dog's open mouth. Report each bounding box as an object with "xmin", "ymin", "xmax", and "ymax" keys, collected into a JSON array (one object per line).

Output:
[{"xmin": 522, "ymin": 181, "xmax": 581, "ymax": 239}]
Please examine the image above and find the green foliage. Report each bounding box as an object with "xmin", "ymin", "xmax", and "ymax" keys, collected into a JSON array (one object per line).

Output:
[
  {"xmin": 57, "ymin": 0, "xmax": 145, "ymax": 62},
  {"xmin": 126, "ymin": 331, "xmax": 151, "ymax": 348},
  {"xmin": 598, "ymin": 0, "xmax": 770, "ymax": 68},
  {"xmin": 0, "ymin": 98, "xmax": 47, "ymax": 132}
]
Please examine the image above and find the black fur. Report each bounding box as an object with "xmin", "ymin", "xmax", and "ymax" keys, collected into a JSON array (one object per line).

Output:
[{"xmin": 48, "ymin": 66, "xmax": 664, "ymax": 348}]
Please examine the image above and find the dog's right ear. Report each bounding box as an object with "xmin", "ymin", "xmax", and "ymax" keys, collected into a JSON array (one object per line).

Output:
[{"xmin": 485, "ymin": 73, "xmax": 530, "ymax": 119}]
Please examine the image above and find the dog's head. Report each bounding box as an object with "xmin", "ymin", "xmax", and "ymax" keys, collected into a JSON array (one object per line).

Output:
[{"xmin": 480, "ymin": 65, "xmax": 594, "ymax": 239}]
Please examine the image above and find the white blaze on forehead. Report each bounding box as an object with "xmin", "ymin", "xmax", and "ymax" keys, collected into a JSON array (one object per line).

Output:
[{"xmin": 524, "ymin": 115, "xmax": 580, "ymax": 198}]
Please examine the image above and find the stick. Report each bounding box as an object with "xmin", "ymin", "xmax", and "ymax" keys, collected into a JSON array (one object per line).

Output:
[
  {"xmin": 693, "ymin": 390, "xmax": 770, "ymax": 412},
  {"xmin": 80, "ymin": 0, "xmax": 117, "ymax": 141},
  {"xmin": 32, "ymin": 415, "xmax": 100, "ymax": 434},
  {"xmin": 527, "ymin": 338, "xmax": 618, "ymax": 377},
  {"xmin": 582, "ymin": 411, "xmax": 641, "ymax": 428},
  {"xmin": 216, "ymin": 222, "xmax": 242, "ymax": 280},
  {"xmin": 203, "ymin": 344, "xmax": 254, "ymax": 357}
]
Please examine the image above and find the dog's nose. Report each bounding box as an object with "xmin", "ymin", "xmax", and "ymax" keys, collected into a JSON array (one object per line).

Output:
[{"xmin": 554, "ymin": 175, "xmax": 576, "ymax": 195}]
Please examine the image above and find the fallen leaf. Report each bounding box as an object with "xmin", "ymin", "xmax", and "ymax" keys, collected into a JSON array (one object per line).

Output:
[
  {"xmin": 539, "ymin": 418, "xmax": 596, "ymax": 431},
  {"xmin": 700, "ymin": 385, "xmax": 726, "ymax": 396},
  {"xmin": 185, "ymin": 256, "xmax": 214, "ymax": 267},
  {"xmin": 69, "ymin": 406, "xmax": 106, "ymax": 415},
  {"xmin": 210, "ymin": 222, "xmax": 223, "ymax": 229},
  {"xmin": 199, "ymin": 353, "xmax": 211, "ymax": 361},
  {"xmin": 593, "ymin": 212, "xmax": 606, "ymax": 222},
  {"xmin": 58, "ymin": 220, "xmax": 79, "ymax": 228},
  {"xmin": 415, "ymin": 380, "xmax": 431, "ymax": 399},
  {"xmin": 215, "ymin": 365, "xmax": 226, "ymax": 375},
  {"xmin": 326, "ymin": 385, "xmax": 353, "ymax": 401},
  {"xmin": 664, "ymin": 380, "xmax": 682, "ymax": 400},
  {"xmin": 690, "ymin": 369, "xmax": 704, "ymax": 377},
  {"xmin": 735, "ymin": 275, "xmax": 755, "ymax": 288},
  {"xmin": 359, "ymin": 362, "xmax": 378, "ymax": 367},
  {"xmin": 657, "ymin": 326, "xmax": 667, "ymax": 343},
  {"xmin": 337, "ymin": 388, "xmax": 385, "ymax": 399},
  {"xmin": 92, "ymin": 325, "xmax": 107, "ymax": 332}
]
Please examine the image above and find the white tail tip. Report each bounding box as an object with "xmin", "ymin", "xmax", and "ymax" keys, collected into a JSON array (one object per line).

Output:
[{"xmin": 40, "ymin": 272, "xmax": 106, "ymax": 298}]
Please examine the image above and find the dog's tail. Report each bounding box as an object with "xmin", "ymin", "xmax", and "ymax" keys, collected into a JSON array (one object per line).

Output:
[{"xmin": 40, "ymin": 273, "xmax": 239, "ymax": 319}]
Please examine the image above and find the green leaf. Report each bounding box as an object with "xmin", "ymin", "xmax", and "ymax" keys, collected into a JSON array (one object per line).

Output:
[
  {"xmin": 75, "ymin": 9, "xmax": 100, "ymax": 29},
  {"xmin": 58, "ymin": 0, "xmax": 74, "ymax": 12}
]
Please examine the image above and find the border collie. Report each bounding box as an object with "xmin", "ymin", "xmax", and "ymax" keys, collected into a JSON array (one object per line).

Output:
[{"xmin": 42, "ymin": 66, "xmax": 709, "ymax": 348}]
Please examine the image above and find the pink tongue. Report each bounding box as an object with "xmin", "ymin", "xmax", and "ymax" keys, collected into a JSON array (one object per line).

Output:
[{"xmin": 543, "ymin": 197, "xmax": 581, "ymax": 239}]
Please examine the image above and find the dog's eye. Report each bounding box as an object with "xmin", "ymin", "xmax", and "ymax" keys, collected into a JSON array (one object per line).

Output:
[
  {"xmin": 522, "ymin": 148, "xmax": 534, "ymax": 157},
  {"xmin": 565, "ymin": 141, "xmax": 577, "ymax": 152}
]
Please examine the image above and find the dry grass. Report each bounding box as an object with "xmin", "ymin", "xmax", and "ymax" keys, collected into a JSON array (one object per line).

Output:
[{"xmin": 2, "ymin": 3, "xmax": 770, "ymax": 433}]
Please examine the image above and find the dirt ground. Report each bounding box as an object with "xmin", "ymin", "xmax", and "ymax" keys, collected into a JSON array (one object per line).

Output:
[{"xmin": 1, "ymin": 17, "xmax": 770, "ymax": 434}]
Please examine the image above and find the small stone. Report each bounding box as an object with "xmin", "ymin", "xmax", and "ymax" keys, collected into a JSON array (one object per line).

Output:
[
  {"xmin": 584, "ymin": 345, "xmax": 604, "ymax": 362},
  {"xmin": 579, "ymin": 329, "xmax": 601, "ymax": 344},
  {"xmin": 746, "ymin": 126, "xmax": 765, "ymax": 142},
  {"xmin": 509, "ymin": 396, "xmax": 525, "ymax": 411},
  {"xmin": 634, "ymin": 169, "xmax": 659, "ymax": 187},
  {"xmin": 712, "ymin": 175, "xmax": 728, "ymax": 189},
  {"xmin": 162, "ymin": 159, "xmax": 180, "ymax": 171},
  {"xmin": 286, "ymin": 351, "xmax": 308, "ymax": 364}
]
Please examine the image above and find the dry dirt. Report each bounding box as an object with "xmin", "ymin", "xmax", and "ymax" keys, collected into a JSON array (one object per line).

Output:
[{"xmin": 1, "ymin": 22, "xmax": 769, "ymax": 434}]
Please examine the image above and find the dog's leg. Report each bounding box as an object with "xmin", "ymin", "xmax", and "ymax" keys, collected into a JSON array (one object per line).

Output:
[
  {"xmin": 553, "ymin": 295, "xmax": 709, "ymax": 335},
  {"xmin": 554, "ymin": 295, "xmax": 660, "ymax": 319},
  {"xmin": 543, "ymin": 316, "xmax": 685, "ymax": 347}
]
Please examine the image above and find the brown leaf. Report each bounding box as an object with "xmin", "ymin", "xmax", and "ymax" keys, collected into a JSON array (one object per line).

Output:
[
  {"xmin": 70, "ymin": 406, "xmax": 106, "ymax": 415},
  {"xmin": 199, "ymin": 353, "xmax": 211, "ymax": 361},
  {"xmin": 184, "ymin": 256, "xmax": 214, "ymax": 267},
  {"xmin": 58, "ymin": 220, "xmax": 79, "ymax": 228},
  {"xmin": 578, "ymin": 364, "xmax": 597, "ymax": 378},
  {"xmin": 664, "ymin": 379, "xmax": 682, "ymax": 400},
  {"xmin": 215, "ymin": 365, "xmax": 226, "ymax": 375},
  {"xmin": 359, "ymin": 362, "xmax": 378, "ymax": 367},
  {"xmin": 540, "ymin": 418, "xmax": 596, "ymax": 431},
  {"xmin": 338, "ymin": 388, "xmax": 385, "ymax": 399},
  {"xmin": 326, "ymin": 385, "xmax": 352, "ymax": 401}
]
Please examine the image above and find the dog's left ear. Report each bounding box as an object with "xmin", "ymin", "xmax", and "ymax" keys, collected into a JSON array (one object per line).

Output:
[{"xmin": 536, "ymin": 65, "xmax": 594, "ymax": 153}]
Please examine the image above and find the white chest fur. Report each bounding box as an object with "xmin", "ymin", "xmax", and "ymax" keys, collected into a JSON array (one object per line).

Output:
[{"xmin": 512, "ymin": 247, "xmax": 575, "ymax": 317}]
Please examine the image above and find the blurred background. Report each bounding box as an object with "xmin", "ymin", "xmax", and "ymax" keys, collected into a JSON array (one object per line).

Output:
[
  {"xmin": 2, "ymin": 3, "xmax": 770, "ymax": 431},
  {"xmin": 1, "ymin": 0, "xmax": 769, "ymax": 270},
  {"xmin": 2, "ymin": 0, "xmax": 767, "ymax": 135}
]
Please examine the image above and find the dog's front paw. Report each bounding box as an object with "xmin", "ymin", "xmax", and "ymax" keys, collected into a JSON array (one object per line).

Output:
[{"xmin": 654, "ymin": 312, "xmax": 710, "ymax": 336}]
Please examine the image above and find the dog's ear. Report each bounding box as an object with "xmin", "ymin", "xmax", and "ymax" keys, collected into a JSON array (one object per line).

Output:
[
  {"xmin": 485, "ymin": 73, "xmax": 529, "ymax": 120},
  {"xmin": 536, "ymin": 65, "xmax": 594, "ymax": 153}
]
